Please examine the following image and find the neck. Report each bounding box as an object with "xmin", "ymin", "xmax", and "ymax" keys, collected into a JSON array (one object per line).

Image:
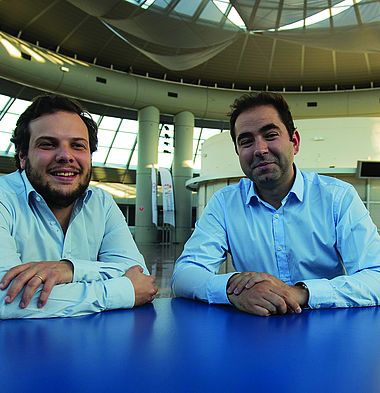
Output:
[
  {"xmin": 257, "ymin": 187, "xmax": 287, "ymax": 209},
  {"xmin": 50, "ymin": 204, "xmax": 75, "ymax": 234},
  {"xmin": 256, "ymin": 168, "xmax": 296, "ymax": 210}
]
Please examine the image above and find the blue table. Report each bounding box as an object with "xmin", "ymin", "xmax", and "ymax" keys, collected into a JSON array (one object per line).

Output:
[{"xmin": 2, "ymin": 298, "xmax": 380, "ymax": 393}]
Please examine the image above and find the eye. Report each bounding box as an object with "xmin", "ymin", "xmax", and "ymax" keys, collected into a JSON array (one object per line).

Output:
[
  {"xmin": 265, "ymin": 132, "xmax": 278, "ymax": 140},
  {"xmin": 38, "ymin": 141, "xmax": 55, "ymax": 149},
  {"xmin": 72, "ymin": 142, "xmax": 87, "ymax": 150},
  {"xmin": 238, "ymin": 138, "xmax": 252, "ymax": 147}
]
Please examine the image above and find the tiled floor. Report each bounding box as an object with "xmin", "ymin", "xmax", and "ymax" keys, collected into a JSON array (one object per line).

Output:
[{"xmin": 138, "ymin": 243, "xmax": 184, "ymax": 298}]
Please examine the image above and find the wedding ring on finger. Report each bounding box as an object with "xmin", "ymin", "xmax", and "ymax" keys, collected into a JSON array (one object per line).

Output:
[{"xmin": 34, "ymin": 274, "xmax": 44, "ymax": 284}]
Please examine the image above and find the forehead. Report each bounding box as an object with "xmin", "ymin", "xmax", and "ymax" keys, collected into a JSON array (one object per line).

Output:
[
  {"xmin": 28, "ymin": 111, "xmax": 89, "ymax": 141},
  {"xmin": 235, "ymin": 105, "xmax": 283, "ymax": 133}
]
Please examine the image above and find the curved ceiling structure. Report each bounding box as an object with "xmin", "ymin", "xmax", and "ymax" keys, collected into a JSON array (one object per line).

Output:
[{"xmin": 0, "ymin": 0, "xmax": 379, "ymax": 92}]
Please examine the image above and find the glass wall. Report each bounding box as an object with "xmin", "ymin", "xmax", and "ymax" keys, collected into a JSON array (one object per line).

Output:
[{"xmin": 0, "ymin": 93, "xmax": 227, "ymax": 172}]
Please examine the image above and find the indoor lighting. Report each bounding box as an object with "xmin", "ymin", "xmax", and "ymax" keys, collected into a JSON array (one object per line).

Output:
[{"xmin": 0, "ymin": 38, "xmax": 22, "ymax": 58}]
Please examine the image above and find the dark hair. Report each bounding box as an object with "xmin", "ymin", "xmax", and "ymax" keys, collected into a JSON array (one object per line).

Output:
[
  {"xmin": 229, "ymin": 92, "xmax": 296, "ymax": 148},
  {"xmin": 11, "ymin": 94, "xmax": 98, "ymax": 169}
]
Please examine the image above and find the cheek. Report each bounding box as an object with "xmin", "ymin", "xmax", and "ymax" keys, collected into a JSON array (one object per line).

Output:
[
  {"xmin": 77, "ymin": 153, "xmax": 91, "ymax": 168},
  {"xmin": 238, "ymin": 151, "xmax": 252, "ymax": 166}
]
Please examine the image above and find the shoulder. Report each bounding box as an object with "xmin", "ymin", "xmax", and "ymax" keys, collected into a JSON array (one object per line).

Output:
[
  {"xmin": 214, "ymin": 178, "xmax": 249, "ymax": 196},
  {"xmin": 0, "ymin": 171, "xmax": 25, "ymax": 199},
  {"xmin": 302, "ymin": 170, "xmax": 353, "ymax": 194},
  {"xmin": 85, "ymin": 185, "xmax": 116, "ymax": 209},
  {"xmin": 87, "ymin": 184, "xmax": 114, "ymax": 200},
  {"xmin": 300, "ymin": 170, "xmax": 359, "ymax": 211},
  {"xmin": 211, "ymin": 178, "xmax": 251, "ymax": 206}
]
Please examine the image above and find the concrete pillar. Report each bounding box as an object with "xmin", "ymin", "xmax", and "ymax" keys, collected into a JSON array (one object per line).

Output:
[
  {"xmin": 172, "ymin": 111, "xmax": 194, "ymax": 244},
  {"xmin": 135, "ymin": 106, "xmax": 159, "ymax": 245}
]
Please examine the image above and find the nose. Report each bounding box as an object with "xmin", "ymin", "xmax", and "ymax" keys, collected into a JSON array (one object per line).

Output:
[
  {"xmin": 254, "ymin": 138, "xmax": 269, "ymax": 157},
  {"xmin": 55, "ymin": 145, "xmax": 74, "ymax": 163}
]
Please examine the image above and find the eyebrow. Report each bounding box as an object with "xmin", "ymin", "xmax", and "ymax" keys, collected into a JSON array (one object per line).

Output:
[
  {"xmin": 34, "ymin": 136, "xmax": 88, "ymax": 143},
  {"xmin": 236, "ymin": 123, "xmax": 280, "ymax": 143}
]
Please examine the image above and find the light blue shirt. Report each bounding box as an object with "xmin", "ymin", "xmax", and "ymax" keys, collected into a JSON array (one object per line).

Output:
[
  {"xmin": 172, "ymin": 167, "xmax": 380, "ymax": 309},
  {"xmin": 0, "ymin": 171, "xmax": 147, "ymax": 319}
]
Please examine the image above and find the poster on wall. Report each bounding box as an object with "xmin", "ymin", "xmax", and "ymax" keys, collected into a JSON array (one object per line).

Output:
[
  {"xmin": 151, "ymin": 166, "xmax": 158, "ymax": 226},
  {"xmin": 159, "ymin": 167, "xmax": 175, "ymax": 227}
]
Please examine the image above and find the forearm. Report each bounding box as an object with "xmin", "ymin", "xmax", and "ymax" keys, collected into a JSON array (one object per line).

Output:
[
  {"xmin": 304, "ymin": 269, "xmax": 380, "ymax": 309},
  {"xmin": 70, "ymin": 257, "xmax": 148, "ymax": 282},
  {"xmin": 172, "ymin": 263, "xmax": 235, "ymax": 304},
  {"xmin": 0, "ymin": 272, "xmax": 135, "ymax": 319}
]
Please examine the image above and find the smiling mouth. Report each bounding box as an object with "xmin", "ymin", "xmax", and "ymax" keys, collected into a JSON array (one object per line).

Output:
[
  {"xmin": 254, "ymin": 162, "xmax": 275, "ymax": 169},
  {"xmin": 51, "ymin": 171, "xmax": 77, "ymax": 177}
]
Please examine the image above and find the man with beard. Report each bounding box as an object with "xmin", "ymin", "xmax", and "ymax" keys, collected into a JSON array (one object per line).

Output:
[
  {"xmin": 0, "ymin": 94, "xmax": 157, "ymax": 319},
  {"xmin": 172, "ymin": 92, "xmax": 380, "ymax": 316}
]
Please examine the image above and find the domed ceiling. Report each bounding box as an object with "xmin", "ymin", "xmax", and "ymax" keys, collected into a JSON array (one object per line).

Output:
[{"xmin": 0, "ymin": 0, "xmax": 380, "ymax": 91}]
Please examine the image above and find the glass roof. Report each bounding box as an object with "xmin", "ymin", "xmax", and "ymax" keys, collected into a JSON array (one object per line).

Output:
[
  {"xmin": 0, "ymin": 94, "xmax": 225, "ymax": 173},
  {"xmin": 123, "ymin": 0, "xmax": 365, "ymax": 31}
]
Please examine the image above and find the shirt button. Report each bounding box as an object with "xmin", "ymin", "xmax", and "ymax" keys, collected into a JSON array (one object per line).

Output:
[
  {"xmin": 277, "ymin": 246, "xmax": 282, "ymax": 251},
  {"xmin": 36, "ymin": 196, "xmax": 41, "ymax": 202}
]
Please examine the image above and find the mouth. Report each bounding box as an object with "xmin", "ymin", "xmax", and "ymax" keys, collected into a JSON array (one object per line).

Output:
[
  {"xmin": 253, "ymin": 161, "xmax": 275, "ymax": 169},
  {"xmin": 49, "ymin": 169, "xmax": 80, "ymax": 181},
  {"xmin": 51, "ymin": 171, "xmax": 77, "ymax": 177}
]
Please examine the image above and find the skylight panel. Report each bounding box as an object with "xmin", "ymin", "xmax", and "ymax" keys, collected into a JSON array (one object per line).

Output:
[
  {"xmin": 278, "ymin": 0, "xmax": 360, "ymax": 30},
  {"xmin": 227, "ymin": 7, "xmax": 246, "ymax": 28},
  {"xmin": 0, "ymin": 113, "xmax": 18, "ymax": 133},
  {"xmin": 199, "ymin": 1, "xmax": 225, "ymax": 23},
  {"xmin": 97, "ymin": 129, "xmax": 116, "ymax": 147},
  {"xmin": 213, "ymin": 0, "xmax": 229, "ymax": 14},
  {"xmin": 141, "ymin": 0, "xmax": 155, "ymax": 9},
  {"xmin": 113, "ymin": 131, "xmax": 137, "ymax": 149},
  {"xmin": 174, "ymin": 0, "xmax": 202, "ymax": 16},
  {"xmin": 106, "ymin": 148, "xmax": 132, "ymax": 165},
  {"xmin": 92, "ymin": 147, "xmax": 109, "ymax": 165},
  {"xmin": 0, "ymin": 132, "xmax": 12, "ymax": 151},
  {"xmin": 8, "ymin": 99, "xmax": 30, "ymax": 114}
]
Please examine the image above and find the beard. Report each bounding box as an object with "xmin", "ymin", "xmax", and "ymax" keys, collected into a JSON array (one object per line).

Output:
[{"xmin": 25, "ymin": 159, "xmax": 91, "ymax": 209}]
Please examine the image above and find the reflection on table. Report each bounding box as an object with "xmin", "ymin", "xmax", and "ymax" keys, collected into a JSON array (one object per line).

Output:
[{"xmin": 2, "ymin": 298, "xmax": 380, "ymax": 393}]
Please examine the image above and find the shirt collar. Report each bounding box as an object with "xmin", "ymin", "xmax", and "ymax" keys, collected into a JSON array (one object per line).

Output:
[
  {"xmin": 20, "ymin": 170, "xmax": 92, "ymax": 205},
  {"xmin": 245, "ymin": 164, "xmax": 304, "ymax": 205}
]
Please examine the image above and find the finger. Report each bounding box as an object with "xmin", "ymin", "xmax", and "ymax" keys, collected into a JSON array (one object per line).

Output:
[
  {"xmin": 232, "ymin": 276, "xmax": 253, "ymax": 295},
  {"xmin": 226, "ymin": 273, "xmax": 241, "ymax": 294},
  {"xmin": 270, "ymin": 288, "xmax": 302, "ymax": 314},
  {"xmin": 232, "ymin": 273, "xmax": 270, "ymax": 294},
  {"xmin": 19, "ymin": 275, "xmax": 45, "ymax": 308},
  {"xmin": 0, "ymin": 264, "xmax": 32, "ymax": 290},
  {"xmin": 245, "ymin": 276, "xmax": 263, "ymax": 289},
  {"xmin": 227, "ymin": 273, "xmax": 250, "ymax": 294},
  {"xmin": 255, "ymin": 297, "xmax": 278, "ymax": 315},
  {"xmin": 282, "ymin": 296, "xmax": 302, "ymax": 314},
  {"xmin": 250, "ymin": 305, "xmax": 273, "ymax": 317},
  {"xmin": 37, "ymin": 279, "xmax": 55, "ymax": 308},
  {"xmin": 5, "ymin": 269, "xmax": 40, "ymax": 304},
  {"xmin": 264, "ymin": 292, "xmax": 288, "ymax": 314}
]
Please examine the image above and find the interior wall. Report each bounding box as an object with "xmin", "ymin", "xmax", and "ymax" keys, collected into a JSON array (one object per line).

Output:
[{"xmin": 199, "ymin": 118, "xmax": 380, "ymax": 231}]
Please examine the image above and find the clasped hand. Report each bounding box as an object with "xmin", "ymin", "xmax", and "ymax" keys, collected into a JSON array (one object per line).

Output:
[
  {"xmin": 124, "ymin": 265, "xmax": 158, "ymax": 306},
  {"xmin": 0, "ymin": 260, "xmax": 73, "ymax": 309},
  {"xmin": 227, "ymin": 272, "xmax": 308, "ymax": 316}
]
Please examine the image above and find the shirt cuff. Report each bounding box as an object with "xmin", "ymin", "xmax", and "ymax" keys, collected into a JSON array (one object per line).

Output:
[
  {"xmin": 207, "ymin": 272, "xmax": 237, "ymax": 304},
  {"xmin": 104, "ymin": 276, "xmax": 135, "ymax": 309},
  {"xmin": 66, "ymin": 258, "xmax": 101, "ymax": 282},
  {"xmin": 302, "ymin": 278, "xmax": 335, "ymax": 309}
]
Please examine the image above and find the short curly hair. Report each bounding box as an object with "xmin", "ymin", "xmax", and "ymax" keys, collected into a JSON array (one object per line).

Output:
[
  {"xmin": 11, "ymin": 94, "xmax": 98, "ymax": 169},
  {"xmin": 229, "ymin": 92, "xmax": 296, "ymax": 150}
]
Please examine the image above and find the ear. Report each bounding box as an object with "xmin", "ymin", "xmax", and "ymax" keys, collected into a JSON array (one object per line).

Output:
[
  {"xmin": 19, "ymin": 152, "xmax": 27, "ymax": 170},
  {"xmin": 292, "ymin": 129, "xmax": 300, "ymax": 156}
]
